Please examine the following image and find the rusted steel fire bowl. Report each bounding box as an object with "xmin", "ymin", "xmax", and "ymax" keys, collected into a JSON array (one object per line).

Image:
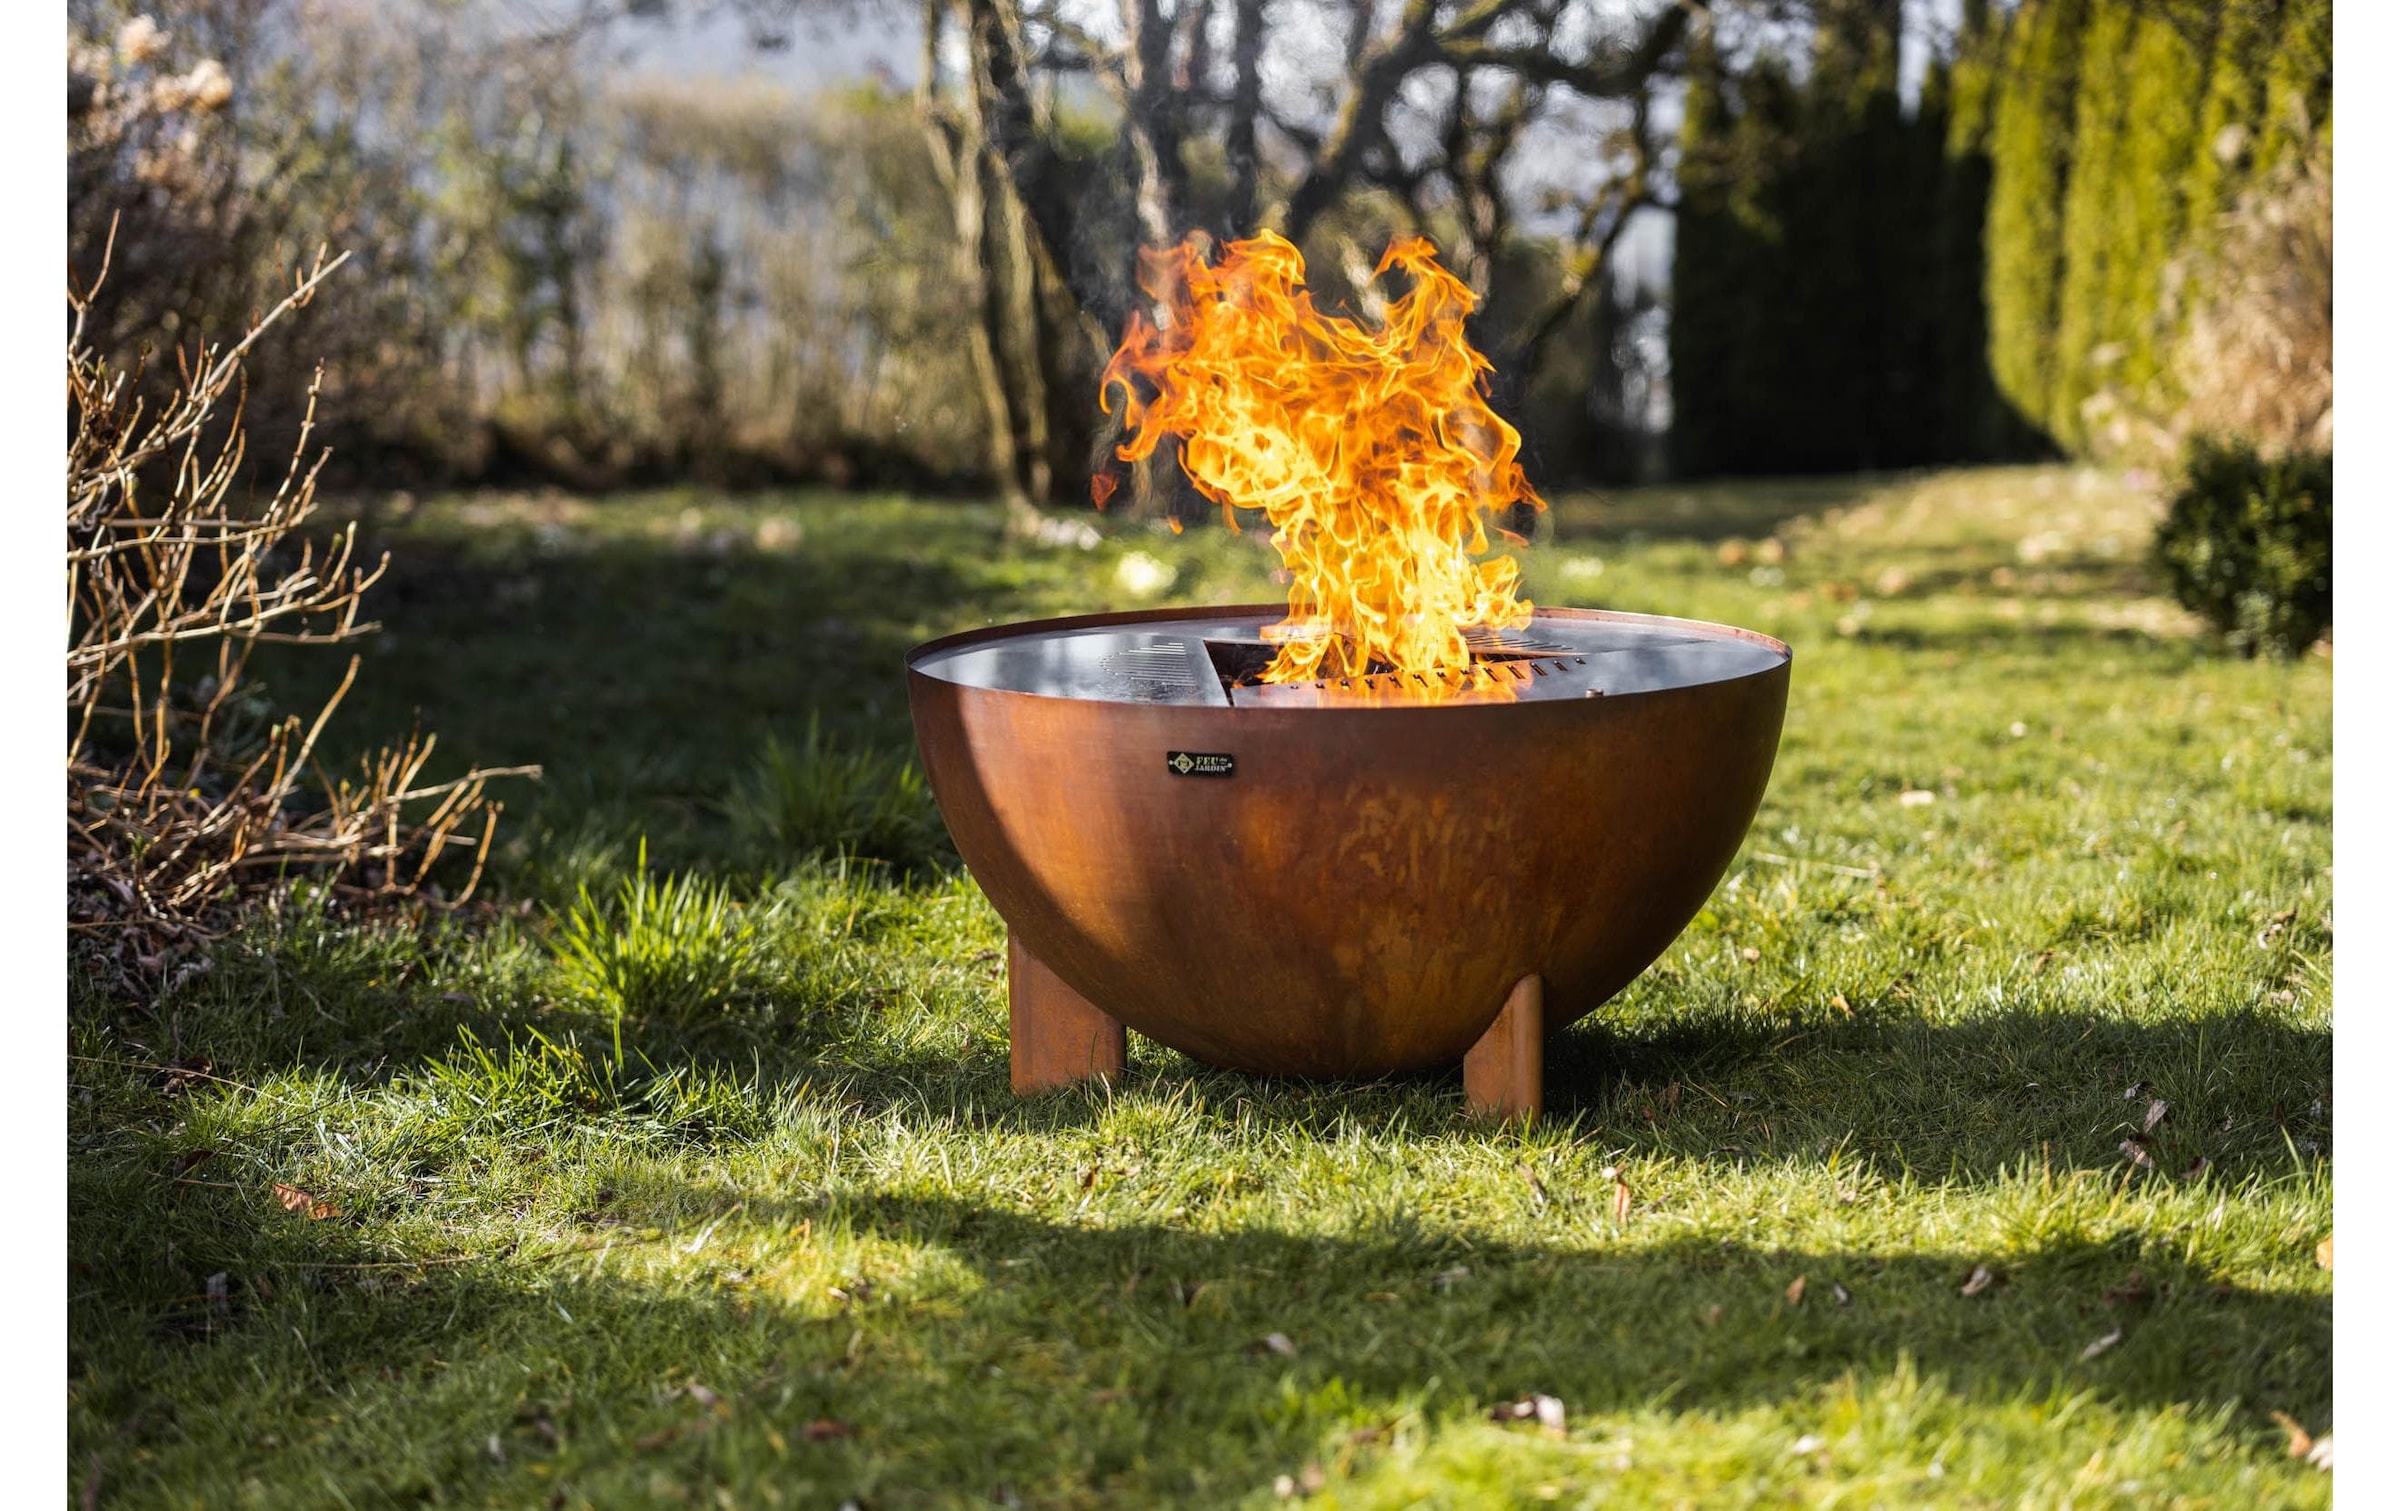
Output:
[{"xmin": 906, "ymin": 605, "xmax": 1790, "ymax": 1090}]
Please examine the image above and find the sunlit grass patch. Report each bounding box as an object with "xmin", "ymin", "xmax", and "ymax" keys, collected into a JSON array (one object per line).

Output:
[
  {"xmin": 553, "ymin": 851, "xmax": 770, "ymax": 1046},
  {"xmin": 71, "ymin": 468, "xmax": 2329, "ymax": 1509}
]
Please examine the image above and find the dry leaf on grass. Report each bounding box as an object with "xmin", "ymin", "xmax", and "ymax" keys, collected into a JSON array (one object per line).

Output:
[
  {"xmin": 1785, "ymin": 1275, "xmax": 1808, "ymax": 1305},
  {"xmin": 158, "ymin": 1059, "xmax": 214, "ymax": 1096},
  {"xmin": 802, "ymin": 1419, "xmax": 855, "ymax": 1442},
  {"xmin": 2143, "ymin": 1097, "xmax": 2169, "ymax": 1134},
  {"xmin": 1612, "ymin": 1178, "xmax": 1632, "ymax": 1225},
  {"xmin": 1489, "ymin": 1395, "xmax": 1567, "ymax": 1437},
  {"xmin": 1517, "ymin": 1163, "xmax": 1548, "ymax": 1212},
  {"xmin": 2079, "ymin": 1327, "xmax": 2123, "ymax": 1361},
  {"xmin": 2104, "ymin": 1271, "xmax": 2154, "ymax": 1310},
  {"xmin": 1262, "ymin": 1332, "xmax": 1298, "ymax": 1358},
  {"xmin": 271, "ymin": 1183, "xmax": 339, "ymax": 1220},
  {"xmin": 1831, "ymin": 1281, "xmax": 1853, "ymax": 1307},
  {"xmin": 1959, "ymin": 1264, "xmax": 1998, "ymax": 1298},
  {"xmin": 2270, "ymin": 1410, "xmax": 2315, "ymax": 1457},
  {"xmin": 2119, "ymin": 1139, "xmax": 2155, "ymax": 1171},
  {"xmin": 1272, "ymin": 1463, "xmax": 1329, "ymax": 1498},
  {"xmin": 2317, "ymin": 1235, "xmax": 2333, "ymax": 1270}
]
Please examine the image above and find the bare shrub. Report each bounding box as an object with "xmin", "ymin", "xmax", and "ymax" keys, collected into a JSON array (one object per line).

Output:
[{"xmin": 68, "ymin": 231, "xmax": 534, "ymax": 987}]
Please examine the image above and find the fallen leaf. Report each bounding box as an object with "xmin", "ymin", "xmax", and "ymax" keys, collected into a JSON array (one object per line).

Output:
[
  {"xmin": 1791, "ymin": 1434, "xmax": 1825, "ymax": 1454},
  {"xmin": 2180, "ymin": 1156, "xmax": 2212, "ymax": 1181},
  {"xmin": 1432, "ymin": 1265, "xmax": 1470, "ymax": 1291},
  {"xmin": 170, "ymin": 1148, "xmax": 217, "ymax": 1179},
  {"xmin": 2317, "ymin": 1235, "xmax": 2333, "ymax": 1270},
  {"xmin": 1741, "ymin": 946, "xmax": 1762, "ymax": 962},
  {"xmin": 1830, "ymin": 992, "xmax": 1852, "ymax": 1017},
  {"xmin": 158, "ymin": 1058, "xmax": 213, "ymax": 1096},
  {"xmin": 271, "ymin": 1183, "xmax": 339, "ymax": 1220},
  {"xmin": 1612, "ymin": 1179, "xmax": 1632, "ymax": 1225},
  {"xmin": 2143, "ymin": 1097, "xmax": 2169, "ymax": 1134},
  {"xmin": 2124, "ymin": 1081, "xmax": 2150, "ymax": 1102},
  {"xmin": 1517, "ymin": 1163, "xmax": 1548, "ymax": 1212},
  {"xmin": 1273, "ymin": 1474, "xmax": 1297, "ymax": 1499},
  {"xmin": 1704, "ymin": 1304, "xmax": 1724, "ymax": 1325},
  {"xmin": 632, "ymin": 1426, "xmax": 683, "ymax": 1452},
  {"xmin": 1490, "ymin": 1394, "xmax": 1568, "ymax": 1437},
  {"xmin": 2307, "ymin": 1436, "xmax": 2333, "ymax": 1471},
  {"xmin": 1832, "ymin": 1281, "xmax": 1853, "ymax": 1307},
  {"xmin": 2118, "ymin": 1139, "xmax": 2155, "ymax": 1170},
  {"xmin": 1298, "ymin": 1463, "xmax": 1327, "ymax": 1492},
  {"xmin": 2104, "ymin": 1271, "xmax": 2154, "ymax": 1309},
  {"xmin": 205, "ymin": 1271, "xmax": 230, "ymax": 1322},
  {"xmin": 1785, "ymin": 1275, "xmax": 1808, "ymax": 1306},
  {"xmin": 802, "ymin": 1419, "xmax": 854, "ymax": 1443},
  {"xmin": 1262, "ymin": 1332, "xmax": 1298, "ymax": 1358},
  {"xmin": 1960, "ymin": 1264, "xmax": 1998, "ymax": 1298},
  {"xmin": 1898, "ymin": 789, "xmax": 1935, "ymax": 808},
  {"xmin": 2270, "ymin": 1410, "xmax": 2314, "ymax": 1457},
  {"xmin": 685, "ymin": 1384, "xmax": 719, "ymax": 1408},
  {"xmin": 2080, "ymin": 1327, "xmax": 2124, "ymax": 1361}
]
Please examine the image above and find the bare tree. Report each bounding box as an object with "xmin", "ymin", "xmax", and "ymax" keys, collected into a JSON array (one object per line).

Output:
[{"xmin": 916, "ymin": 0, "xmax": 1734, "ymax": 506}]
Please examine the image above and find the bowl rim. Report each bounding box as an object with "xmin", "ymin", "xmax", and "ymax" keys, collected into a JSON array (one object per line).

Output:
[{"xmin": 904, "ymin": 603, "xmax": 1793, "ymax": 700}]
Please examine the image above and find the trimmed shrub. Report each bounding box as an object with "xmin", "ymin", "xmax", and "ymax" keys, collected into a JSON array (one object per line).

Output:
[{"xmin": 2155, "ymin": 436, "xmax": 2331, "ymax": 658}]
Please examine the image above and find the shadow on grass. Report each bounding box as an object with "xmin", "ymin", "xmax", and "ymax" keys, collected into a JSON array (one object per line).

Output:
[
  {"xmin": 252, "ymin": 506, "xmax": 1023, "ymax": 865},
  {"xmin": 119, "ymin": 923, "xmax": 2332, "ymax": 1187},
  {"xmin": 70, "ymin": 1173, "xmax": 2328, "ymax": 1506}
]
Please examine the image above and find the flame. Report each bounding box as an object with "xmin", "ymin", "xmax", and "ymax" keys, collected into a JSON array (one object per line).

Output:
[{"xmin": 1100, "ymin": 231, "xmax": 1543, "ymax": 697}]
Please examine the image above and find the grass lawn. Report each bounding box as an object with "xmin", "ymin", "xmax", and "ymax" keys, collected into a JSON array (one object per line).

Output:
[{"xmin": 68, "ymin": 465, "xmax": 2331, "ymax": 1508}]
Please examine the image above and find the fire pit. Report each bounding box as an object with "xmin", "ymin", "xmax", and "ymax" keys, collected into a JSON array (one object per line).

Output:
[
  {"xmin": 908, "ymin": 228, "xmax": 1791, "ymax": 1116},
  {"xmin": 907, "ymin": 603, "xmax": 1789, "ymax": 1117}
]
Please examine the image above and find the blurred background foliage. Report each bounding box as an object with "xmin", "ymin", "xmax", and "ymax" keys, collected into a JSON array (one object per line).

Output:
[{"xmin": 67, "ymin": 0, "xmax": 2329, "ymax": 638}]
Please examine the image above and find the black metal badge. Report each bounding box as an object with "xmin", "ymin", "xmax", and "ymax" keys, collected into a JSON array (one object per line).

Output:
[{"xmin": 1166, "ymin": 751, "xmax": 1235, "ymax": 777}]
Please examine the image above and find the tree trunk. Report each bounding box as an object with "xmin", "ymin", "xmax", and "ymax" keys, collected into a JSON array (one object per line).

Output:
[
  {"xmin": 1223, "ymin": 0, "xmax": 1267, "ymax": 237},
  {"xmin": 920, "ymin": 0, "xmax": 1036, "ymax": 513}
]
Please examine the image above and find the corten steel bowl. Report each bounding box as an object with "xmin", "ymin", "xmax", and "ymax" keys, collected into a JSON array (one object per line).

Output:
[{"xmin": 906, "ymin": 605, "xmax": 1790, "ymax": 1113}]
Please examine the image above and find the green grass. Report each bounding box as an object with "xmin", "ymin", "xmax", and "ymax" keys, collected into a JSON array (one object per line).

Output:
[{"xmin": 69, "ymin": 466, "xmax": 2330, "ymax": 1508}]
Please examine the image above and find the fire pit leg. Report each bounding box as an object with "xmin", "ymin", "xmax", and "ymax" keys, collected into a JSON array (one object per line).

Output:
[
  {"xmin": 1464, "ymin": 974, "xmax": 1544, "ymax": 1121},
  {"xmin": 1007, "ymin": 932, "xmax": 1127, "ymax": 1094}
]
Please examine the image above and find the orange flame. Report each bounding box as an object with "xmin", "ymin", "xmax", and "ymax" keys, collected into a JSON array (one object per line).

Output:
[{"xmin": 1100, "ymin": 231, "xmax": 1543, "ymax": 696}]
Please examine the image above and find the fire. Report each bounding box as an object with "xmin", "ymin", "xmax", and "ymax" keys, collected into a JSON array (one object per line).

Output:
[{"xmin": 1099, "ymin": 231, "xmax": 1542, "ymax": 696}]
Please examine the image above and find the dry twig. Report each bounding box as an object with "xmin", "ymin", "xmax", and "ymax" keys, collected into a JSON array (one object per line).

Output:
[{"xmin": 67, "ymin": 224, "xmax": 534, "ymax": 988}]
